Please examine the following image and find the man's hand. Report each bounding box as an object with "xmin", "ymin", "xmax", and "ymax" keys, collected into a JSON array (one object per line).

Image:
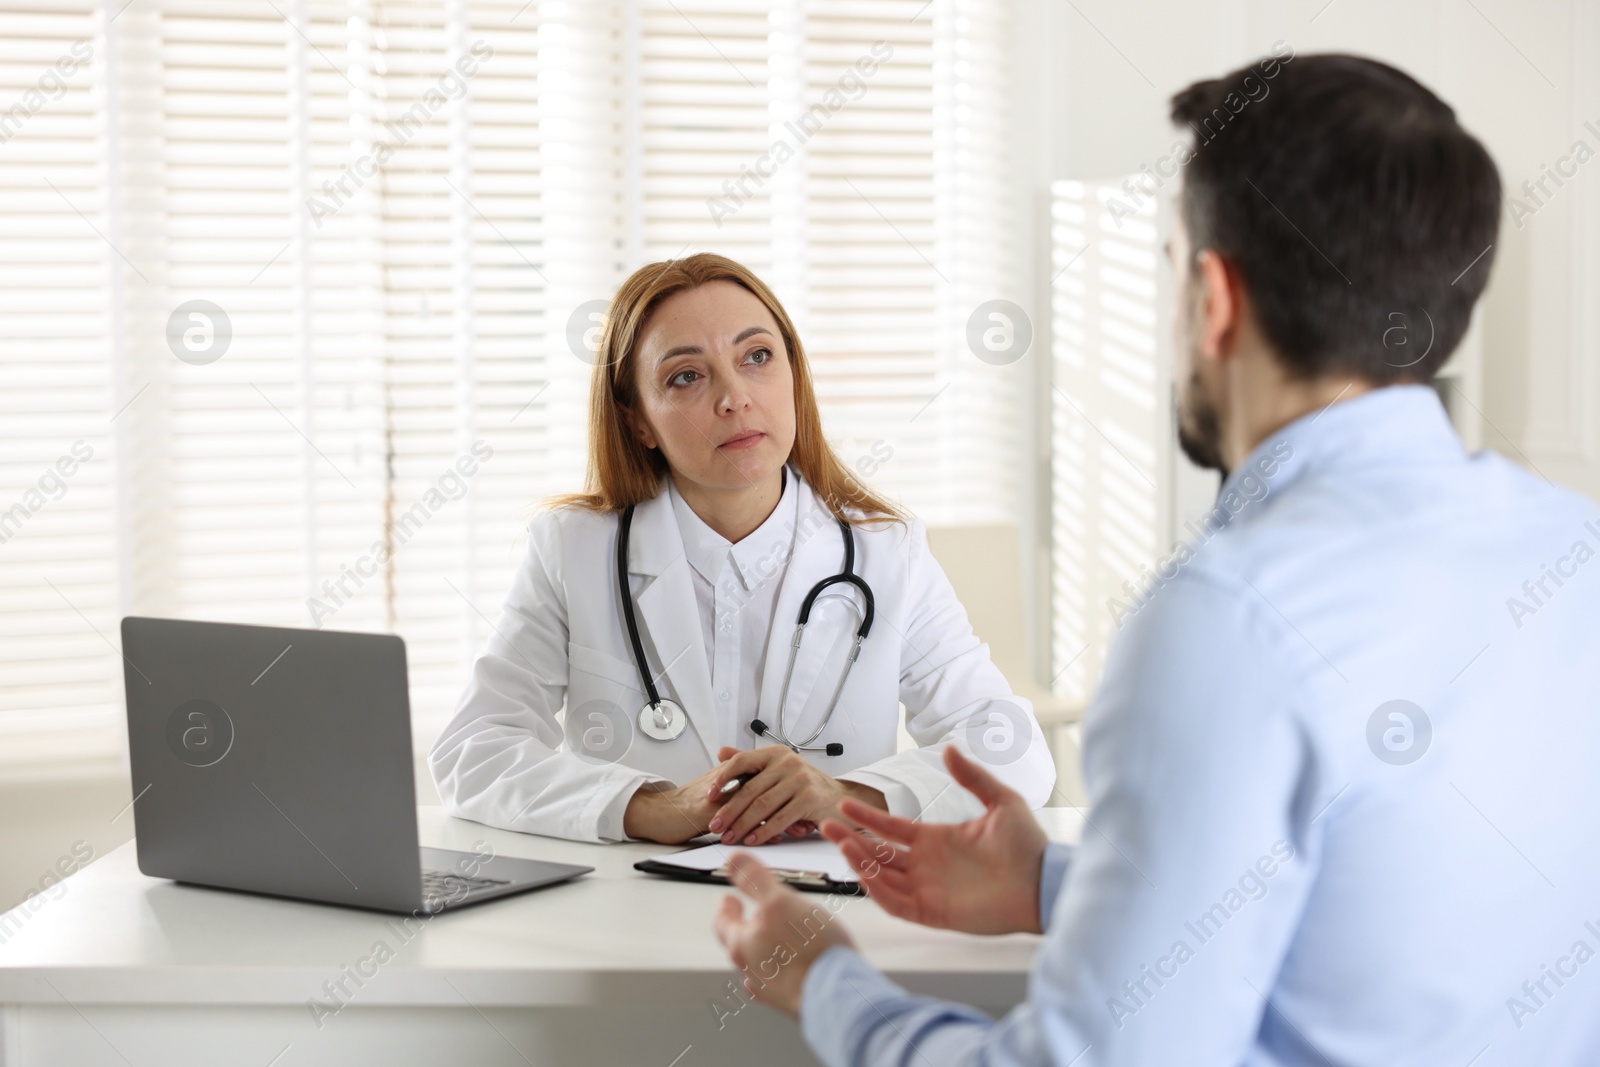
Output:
[
  {"xmin": 712, "ymin": 852, "xmax": 855, "ymax": 1017},
  {"xmin": 706, "ymin": 745, "xmax": 886, "ymax": 846},
  {"xmin": 820, "ymin": 745, "xmax": 1049, "ymax": 935}
]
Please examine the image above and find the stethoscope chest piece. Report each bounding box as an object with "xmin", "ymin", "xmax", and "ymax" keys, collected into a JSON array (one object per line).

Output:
[{"xmin": 638, "ymin": 698, "xmax": 688, "ymax": 742}]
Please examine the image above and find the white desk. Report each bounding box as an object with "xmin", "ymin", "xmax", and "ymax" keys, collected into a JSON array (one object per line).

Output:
[{"xmin": 0, "ymin": 807, "xmax": 1082, "ymax": 1067}]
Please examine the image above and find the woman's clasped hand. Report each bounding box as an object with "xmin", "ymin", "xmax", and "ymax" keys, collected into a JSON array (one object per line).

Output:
[{"xmin": 622, "ymin": 744, "xmax": 885, "ymax": 845}]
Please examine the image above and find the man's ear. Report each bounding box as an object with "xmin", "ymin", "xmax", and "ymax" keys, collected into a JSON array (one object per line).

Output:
[{"xmin": 1194, "ymin": 248, "xmax": 1242, "ymax": 364}]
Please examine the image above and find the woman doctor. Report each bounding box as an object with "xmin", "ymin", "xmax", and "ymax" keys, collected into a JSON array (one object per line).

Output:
[{"xmin": 430, "ymin": 253, "xmax": 1055, "ymax": 846}]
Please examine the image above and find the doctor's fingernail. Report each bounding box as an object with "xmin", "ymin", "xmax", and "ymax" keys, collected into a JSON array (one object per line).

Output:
[{"xmin": 709, "ymin": 817, "xmax": 722, "ymax": 831}]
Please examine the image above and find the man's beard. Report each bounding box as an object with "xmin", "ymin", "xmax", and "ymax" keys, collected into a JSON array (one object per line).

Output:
[{"xmin": 1176, "ymin": 367, "xmax": 1226, "ymax": 474}]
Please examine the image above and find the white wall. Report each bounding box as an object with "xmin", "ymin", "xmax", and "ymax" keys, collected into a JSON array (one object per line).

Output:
[{"xmin": 1066, "ymin": 0, "xmax": 1595, "ymax": 495}]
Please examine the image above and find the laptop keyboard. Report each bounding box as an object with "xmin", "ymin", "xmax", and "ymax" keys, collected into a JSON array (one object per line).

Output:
[{"xmin": 422, "ymin": 868, "xmax": 509, "ymax": 906}]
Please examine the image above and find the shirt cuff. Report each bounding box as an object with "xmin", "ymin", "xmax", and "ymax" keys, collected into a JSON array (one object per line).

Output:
[
  {"xmin": 1038, "ymin": 841, "xmax": 1075, "ymax": 929},
  {"xmin": 836, "ymin": 771, "xmax": 921, "ymax": 819},
  {"xmin": 593, "ymin": 773, "xmax": 668, "ymax": 842},
  {"xmin": 800, "ymin": 944, "xmax": 909, "ymax": 1067}
]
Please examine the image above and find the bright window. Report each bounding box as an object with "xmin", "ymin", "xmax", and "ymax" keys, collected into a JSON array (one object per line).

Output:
[{"xmin": 0, "ymin": 0, "xmax": 1023, "ymax": 760}]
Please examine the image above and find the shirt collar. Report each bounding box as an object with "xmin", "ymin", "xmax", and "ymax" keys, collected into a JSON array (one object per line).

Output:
[
  {"xmin": 1213, "ymin": 383, "xmax": 1464, "ymax": 530},
  {"xmin": 668, "ymin": 464, "xmax": 798, "ymax": 592}
]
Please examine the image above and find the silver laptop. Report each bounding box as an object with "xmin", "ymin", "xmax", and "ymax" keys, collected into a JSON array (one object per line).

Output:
[{"xmin": 120, "ymin": 616, "xmax": 591, "ymax": 915}]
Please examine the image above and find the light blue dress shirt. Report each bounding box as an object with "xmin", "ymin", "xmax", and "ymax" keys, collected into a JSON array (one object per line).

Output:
[{"xmin": 800, "ymin": 385, "xmax": 1600, "ymax": 1066}]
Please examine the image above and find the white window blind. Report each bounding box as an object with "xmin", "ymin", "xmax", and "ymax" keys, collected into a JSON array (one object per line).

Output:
[
  {"xmin": 1048, "ymin": 178, "xmax": 1167, "ymax": 706},
  {"xmin": 0, "ymin": 2, "xmax": 112, "ymax": 754},
  {"xmin": 0, "ymin": 0, "xmax": 1023, "ymax": 763}
]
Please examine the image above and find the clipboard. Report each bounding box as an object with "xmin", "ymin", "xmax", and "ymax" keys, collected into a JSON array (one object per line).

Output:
[{"xmin": 634, "ymin": 838, "xmax": 865, "ymax": 896}]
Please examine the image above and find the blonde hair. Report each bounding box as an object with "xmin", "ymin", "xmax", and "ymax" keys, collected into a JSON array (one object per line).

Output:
[{"xmin": 544, "ymin": 252, "xmax": 907, "ymax": 528}]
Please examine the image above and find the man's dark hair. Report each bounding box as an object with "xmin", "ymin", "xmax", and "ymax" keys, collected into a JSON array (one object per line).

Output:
[{"xmin": 1171, "ymin": 52, "xmax": 1501, "ymax": 383}]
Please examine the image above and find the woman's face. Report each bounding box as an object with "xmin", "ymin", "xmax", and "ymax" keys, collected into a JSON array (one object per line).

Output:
[{"xmin": 626, "ymin": 280, "xmax": 797, "ymax": 493}]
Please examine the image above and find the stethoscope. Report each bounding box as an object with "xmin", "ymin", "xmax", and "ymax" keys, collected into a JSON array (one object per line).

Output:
[{"xmin": 614, "ymin": 482, "xmax": 874, "ymax": 757}]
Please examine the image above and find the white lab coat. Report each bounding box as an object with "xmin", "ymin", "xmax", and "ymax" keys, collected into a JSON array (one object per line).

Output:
[{"xmin": 429, "ymin": 465, "xmax": 1056, "ymax": 843}]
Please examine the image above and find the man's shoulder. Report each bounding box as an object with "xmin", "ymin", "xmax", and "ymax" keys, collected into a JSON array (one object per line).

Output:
[{"xmin": 1194, "ymin": 445, "xmax": 1598, "ymax": 582}]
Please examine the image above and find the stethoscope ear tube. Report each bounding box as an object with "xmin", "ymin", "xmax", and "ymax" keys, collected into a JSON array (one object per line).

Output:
[
  {"xmin": 769, "ymin": 517, "xmax": 870, "ymax": 755},
  {"xmin": 796, "ymin": 571, "xmax": 874, "ymax": 638},
  {"xmin": 616, "ymin": 504, "xmax": 663, "ymax": 710}
]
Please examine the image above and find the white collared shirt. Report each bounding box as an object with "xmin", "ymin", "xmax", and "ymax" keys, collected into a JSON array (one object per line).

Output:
[{"xmin": 667, "ymin": 463, "xmax": 799, "ymax": 748}]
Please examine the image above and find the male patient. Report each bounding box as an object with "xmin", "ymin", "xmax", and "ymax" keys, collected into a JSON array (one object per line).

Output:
[{"xmin": 712, "ymin": 53, "xmax": 1600, "ymax": 1066}]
